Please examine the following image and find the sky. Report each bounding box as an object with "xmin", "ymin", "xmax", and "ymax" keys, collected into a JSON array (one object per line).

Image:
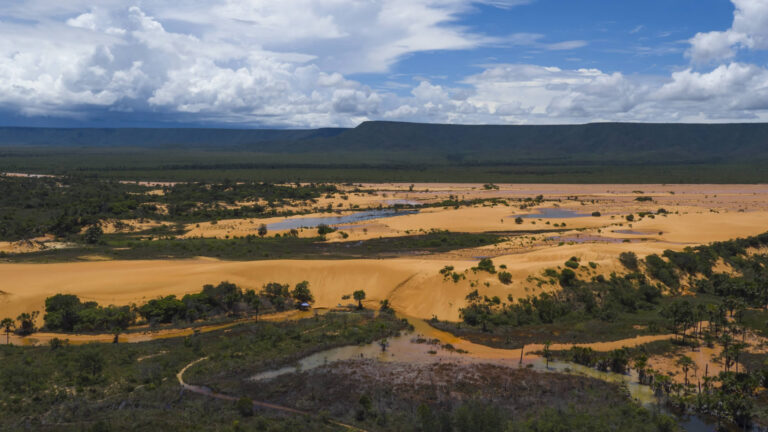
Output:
[{"xmin": 1, "ymin": 0, "xmax": 768, "ymax": 128}]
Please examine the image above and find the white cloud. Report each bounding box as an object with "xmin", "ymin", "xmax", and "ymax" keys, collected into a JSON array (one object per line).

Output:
[
  {"xmin": 0, "ymin": 1, "xmax": 497, "ymax": 125},
  {"xmin": 501, "ymin": 33, "xmax": 587, "ymax": 51},
  {"xmin": 687, "ymin": 0, "xmax": 768, "ymax": 63},
  {"xmin": 0, "ymin": 0, "xmax": 768, "ymax": 126}
]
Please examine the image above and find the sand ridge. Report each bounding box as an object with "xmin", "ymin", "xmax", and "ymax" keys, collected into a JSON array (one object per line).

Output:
[{"xmin": 2, "ymin": 183, "xmax": 768, "ymax": 325}]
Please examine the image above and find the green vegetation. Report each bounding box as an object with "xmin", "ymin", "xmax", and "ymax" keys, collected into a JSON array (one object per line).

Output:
[
  {"xmin": 473, "ymin": 258, "xmax": 496, "ymax": 274},
  {"xmin": 44, "ymin": 294, "xmax": 134, "ymax": 332},
  {"xmin": 498, "ymin": 271, "xmax": 513, "ymax": 285},
  {"xmin": 353, "ymin": 290, "xmax": 366, "ymax": 309},
  {"xmin": 447, "ymin": 231, "xmax": 768, "ymax": 429},
  {"xmin": 8, "ymin": 281, "xmax": 314, "ymax": 336},
  {"xmin": 1, "ymin": 230, "xmax": 503, "ymax": 262},
  {"xmin": 0, "ymin": 311, "xmax": 407, "ymax": 431},
  {"xmin": 0, "ymin": 175, "xmax": 337, "ymax": 241},
  {"xmin": 4, "ymin": 122, "xmax": 768, "ymax": 183}
]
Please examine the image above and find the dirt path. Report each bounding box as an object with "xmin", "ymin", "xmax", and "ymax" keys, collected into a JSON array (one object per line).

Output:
[
  {"xmin": 176, "ymin": 356, "xmax": 366, "ymax": 431},
  {"xmin": 9, "ymin": 309, "xmax": 319, "ymax": 346}
]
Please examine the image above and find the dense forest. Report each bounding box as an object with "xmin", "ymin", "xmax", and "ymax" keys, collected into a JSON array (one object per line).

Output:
[
  {"xmin": 2, "ymin": 122, "xmax": 768, "ymax": 182},
  {"xmin": 0, "ymin": 176, "xmax": 338, "ymax": 240},
  {"xmin": 448, "ymin": 232, "xmax": 768, "ymax": 429}
]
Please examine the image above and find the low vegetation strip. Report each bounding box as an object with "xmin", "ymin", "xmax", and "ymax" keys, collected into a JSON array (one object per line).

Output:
[
  {"xmin": 0, "ymin": 231, "xmax": 503, "ymax": 262},
  {"xmin": 0, "ymin": 311, "xmax": 407, "ymax": 431}
]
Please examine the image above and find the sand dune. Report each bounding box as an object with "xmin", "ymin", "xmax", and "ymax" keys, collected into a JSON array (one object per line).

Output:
[{"xmin": 3, "ymin": 183, "xmax": 768, "ymax": 326}]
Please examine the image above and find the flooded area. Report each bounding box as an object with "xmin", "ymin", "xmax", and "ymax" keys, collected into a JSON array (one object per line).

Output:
[
  {"xmin": 251, "ymin": 317, "xmax": 659, "ymax": 404},
  {"xmin": 249, "ymin": 316, "xmax": 716, "ymax": 430},
  {"xmin": 266, "ymin": 209, "xmax": 418, "ymax": 231},
  {"xmin": 545, "ymin": 234, "xmax": 636, "ymax": 244},
  {"xmin": 613, "ymin": 229, "xmax": 662, "ymax": 235},
  {"xmin": 515, "ymin": 208, "xmax": 592, "ymax": 219}
]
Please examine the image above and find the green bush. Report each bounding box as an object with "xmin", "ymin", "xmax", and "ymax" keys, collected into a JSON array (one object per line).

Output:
[
  {"xmin": 498, "ymin": 272, "xmax": 512, "ymax": 285},
  {"xmin": 474, "ymin": 258, "xmax": 496, "ymax": 274},
  {"xmin": 236, "ymin": 397, "xmax": 254, "ymax": 417},
  {"xmin": 619, "ymin": 252, "xmax": 639, "ymax": 271}
]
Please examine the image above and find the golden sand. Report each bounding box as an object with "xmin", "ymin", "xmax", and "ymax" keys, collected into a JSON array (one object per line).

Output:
[{"xmin": 2, "ymin": 183, "xmax": 767, "ymax": 325}]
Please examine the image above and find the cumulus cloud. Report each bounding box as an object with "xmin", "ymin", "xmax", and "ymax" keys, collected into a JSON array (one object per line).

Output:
[
  {"xmin": 1, "ymin": 0, "xmax": 768, "ymax": 126},
  {"xmin": 0, "ymin": 1, "xmax": 498, "ymax": 126},
  {"xmin": 687, "ymin": 0, "xmax": 768, "ymax": 63}
]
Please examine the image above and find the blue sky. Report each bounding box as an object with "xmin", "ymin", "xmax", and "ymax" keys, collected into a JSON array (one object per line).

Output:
[{"xmin": 1, "ymin": 0, "xmax": 767, "ymax": 128}]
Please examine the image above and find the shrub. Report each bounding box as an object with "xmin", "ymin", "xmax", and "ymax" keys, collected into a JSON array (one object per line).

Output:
[
  {"xmin": 236, "ymin": 397, "xmax": 254, "ymax": 417},
  {"xmin": 317, "ymin": 224, "xmax": 336, "ymax": 235},
  {"xmin": 474, "ymin": 258, "xmax": 496, "ymax": 273},
  {"xmin": 84, "ymin": 225, "xmax": 104, "ymax": 244},
  {"xmin": 645, "ymin": 254, "xmax": 679, "ymax": 290},
  {"xmin": 291, "ymin": 281, "xmax": 314, "ymax": 304},
  {"xmin": 559, "ymin": 268, "xmax": 577, "ymax": 287},
  {"xmin": 498, "ymin": 272, "xmax": 512, "ymax": 285},
  {"xmin": 619, "ymin": 252, "xmax": 639, "ymax": 271}
]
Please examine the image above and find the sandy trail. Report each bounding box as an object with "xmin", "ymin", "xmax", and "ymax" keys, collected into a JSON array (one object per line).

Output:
[
  {"xmin": 176, "ymin": 357, "xmax": 368, "ymax": 432},
  {"xmin": 6, "ymin": 309, "xmax": 317, "ymax": 346}
]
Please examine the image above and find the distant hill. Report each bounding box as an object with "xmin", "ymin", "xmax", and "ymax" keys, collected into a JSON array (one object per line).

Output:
[
  {"xmin": 1, "ymin": 121, "xmax": 767, "ymax": 164},
  {"xmin": 2, "ymin": 122, "xmax": 767, "ymax": 183},
  {"xmin": 0, "ymin": 127, "xmax": 346, "ymax": 148}
]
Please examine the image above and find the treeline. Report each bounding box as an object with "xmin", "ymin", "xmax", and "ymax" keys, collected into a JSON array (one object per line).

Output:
[
  {"xmin": 461, "ymin": 257, "xmax": 663, "ymax": 330},
  {"xmin": 136, "ymin": 280, "xmax": 313, "ymax": 325},
  {"xmin": 0, "ymin": 175, "xmax": 338, "ymax": 241},
  {"xmin": 460, "ymin": 232, "xmax": 768, "ymax": 331},
  {"xmin": 4, "ymin": 281, "xmax": 315, "ymax": 334},
  {"xmin": 458, "ymin": 232, "xmax": 768, "ymax": 429},
  {"xmin": 3, "ymin": 231, "xmax": 503, "ymax": 262}
]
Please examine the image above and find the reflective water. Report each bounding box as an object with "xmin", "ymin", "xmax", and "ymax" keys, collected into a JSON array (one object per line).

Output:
[
  {"xmin": 250, "ymin": 317, "xmax": 657, "ymax": 404},
  {"xmin": 249, "ymin": 316, "xmax": 718, "ymax": 431},
  {"xmin": 546, "ymin": 235, "xmax": 631, "ymax": 244},
  {"xmin": 613, "ymin": 229, "xmax": 659, "ymax": 235},
  {"xmin": 266, "ymin": 209, "xmax": 418, "ymax": 231},
  {"xmin": 515, "ymin": 208, "xmax": 591, "ymax": 219}
]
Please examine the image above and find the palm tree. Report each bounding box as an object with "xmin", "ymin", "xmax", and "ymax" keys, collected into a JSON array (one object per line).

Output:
[
  {"xmin": 543, "ymin": 341, "xmax": 552, "ymax": 369},
  {"xmin": 633, "ymin": 354, "xmax": 649, "ymax": 384},
  {"xmin": 676, "ymin": 355, "xmax": 694, "ymax": 387},
  {"xmin": 16, "ymin": 311, "xmax": 38, "ymax": 336},
  {"xmin": 251, "ymin": 295, "xmax": 261, "ymax": 321},
  {"xmin": 353, "ymin": 290, "xmax": 366, "ymax": 309},
  {"xmin": 1, "ymin": 318, "xmax": 15, "ymax": 344}
]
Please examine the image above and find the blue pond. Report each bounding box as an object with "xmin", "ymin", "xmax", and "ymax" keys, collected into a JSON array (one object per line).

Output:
[
  {"xmin": 515, "ymin": 208, "xmax": 591, "ymax": 219},
  {"xmin": 266, "ymin": 209, "xmax": 418, "ymax": 231}
]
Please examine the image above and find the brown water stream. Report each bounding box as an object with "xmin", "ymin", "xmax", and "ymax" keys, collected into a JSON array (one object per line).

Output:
[{"xmin": 251, "ymin": 315, "xmax": 665, "ymax": 406}]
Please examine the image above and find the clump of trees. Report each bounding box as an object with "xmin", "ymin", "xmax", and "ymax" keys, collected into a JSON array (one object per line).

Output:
[
  {"xmin": 498, "ymin": 271, "xmax": 512, "ymax": 285},
  {"xmin": 473, "ymin": 258, "xmax": 496, "ymax": 274},
  {"xmin": 44, "ymin": 294, "xmax": 134, "ymax": 332},
  {"xmin": 317, "ymin": 224, "xmax": 337, "ymax": 235},
  {"xmin": 27, "ymin": 280, "xmax": 316, "ymax": 332},
  {"xmin": 619, "ymin": 252, "xmax": 639, "ymax": 271},
  {"xmin": 461, "ymin": 268, "xmax": 662, "ymax": 330}
]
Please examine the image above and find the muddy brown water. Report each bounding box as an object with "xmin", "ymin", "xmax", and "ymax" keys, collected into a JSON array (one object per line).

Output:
[
  {"xmin": 251, "ymin": 316, "xmax": 659, "ymax": 403},
  {"xmin": 248, "ymin": 316, "xmax": 721, "ymax": 431}
]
